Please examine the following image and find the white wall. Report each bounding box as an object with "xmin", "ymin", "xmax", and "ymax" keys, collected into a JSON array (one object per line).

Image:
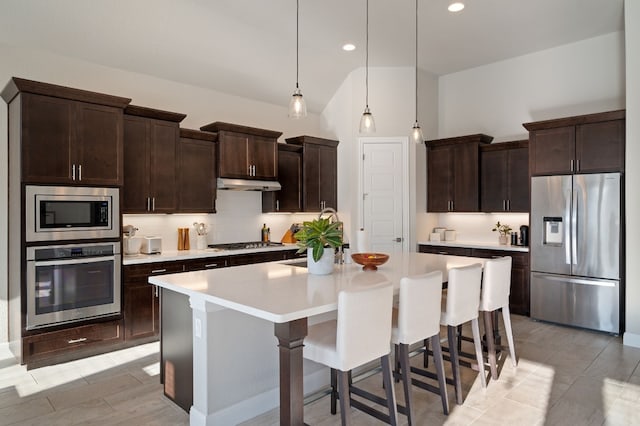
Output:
[
  {"xmin": 623, "ymin": 0, "xmax": 640, "ymax": 347},
  {"xmin": 0, "ymin": 42, "xmax": 331, "ymax": 343},
  {"xmin": 321, "ymin": 66, "xmax": 439, "ymax": 249}
]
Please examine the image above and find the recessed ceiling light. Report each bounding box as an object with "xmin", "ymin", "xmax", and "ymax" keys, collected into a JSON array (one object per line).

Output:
[
  {"xmin": 342, "ymin": 43, "xmax": 356, "ymax": 52},
  {"xmin": 448, "ymin": 2, "xmax": 464, "ymax": 12}
]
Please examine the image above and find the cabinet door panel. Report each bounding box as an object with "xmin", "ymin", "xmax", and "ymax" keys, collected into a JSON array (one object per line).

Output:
[
  {"xmin": 124, "ymin": 283, "xmax": 159, "ymax": 340},
  {"xmin": 576, "ymin": 120, "xmax": 624, "ymax": 173},
  {"xmin": 319, "ymin": 146, "xmax": 337, "ymax": 209},
  {"xmin": 269, "ymin": 148, "xmax": 301, "ymax": 212},
  {"xmin": 251, "ymin": 135, "xmax": 277, "ymax": 179},
  {"xmin": 178, "ymin": 138, "xmax": 216, "ymax": 213},
  {"xmin": 480, "ymin": 150, "xmax": 507, "ymax": 212},
  {"xmin": 507, "ymin": 147, "xmax": 529, "ymax": 212},
  {"xmin": 21, "ymin": 94, "xmax": 73, "ymax": 183},
  {"xmin": 530, "ymin": 126, "xmax": 574, "ymax": 175},
  {"xmin": 427, "ymin": 146, "xmax": 452, "ymax": 212},
  {"xmin": 452, "ymin": 143, "xmax": 479, "ymax": 211},
  {"xmin": 75, "ymin": 103, "xmax": 123, "ymax": 185},
  {"xmin": 303, "ymin": 144, "xmax": 322, "ymax": 211},
  {"xmin": 150, "ymin": 121, "xmax": 178, "ymax": 213},
  {"xmin": 123, "ymin": 117, "xmax": 150, "ymax": 212},
  {"xmin": 218, "ymin": 133, "xmax": 249, "ymax": 178}
]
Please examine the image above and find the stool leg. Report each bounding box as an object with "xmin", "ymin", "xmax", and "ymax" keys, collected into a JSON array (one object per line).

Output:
[
  {"xmin": 483, "ymin": 310, "xmax": 498, "ymax": 380},
  {"xmin": 394, "ymin": 344, "xmax": 401, "ymax": 383},
  {"xmin": 501, "ymin": 305, "xmax": 517, "ymax": 367},
  {"xmin": 337, "ymin": 370, "xmax": 352, "ymax": 425},
  {"xmin": 471, "ymin": 318, "xmax": 487, "ymax": 388},
  {"xmin": 331, "ymin": 368, "xmax": 338, "ymax": 415},
  {"xmin": 430, "ymin": 334, "xmax": 450, "ymax": 415},
  {"xmin": 381, "ymin": 354, "xmax": 399, "ymax": 426},
  {"xmin": 398, "ymin": 343, "xmax": 413, "ymax": 425},
  {"xmin": 423, "ymin": 338, "xmax": 429, "ymax": 368},
  {"xmin": 447, "ymin": 325, "xmax": 463, "ymax": 405}
]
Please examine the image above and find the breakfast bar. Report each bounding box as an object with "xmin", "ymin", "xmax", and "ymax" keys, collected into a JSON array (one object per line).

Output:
[{"xmin": 149, "ymin": 252, "xmax": 486, "ymax": 426}]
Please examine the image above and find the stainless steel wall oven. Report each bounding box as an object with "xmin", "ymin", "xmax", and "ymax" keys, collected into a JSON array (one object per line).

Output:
[
  {"xmin": 26, "ymin": 242, "xmax": 121, "ymax": 330},
  {"xmin": 25, "ymin": 185, "xmax": 120, "ymax": 242}
]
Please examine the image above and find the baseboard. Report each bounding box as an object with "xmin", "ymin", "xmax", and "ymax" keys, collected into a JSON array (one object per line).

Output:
[{"xmin": 623, "ymin": 331, "xmax": 640, "ymax": 348}]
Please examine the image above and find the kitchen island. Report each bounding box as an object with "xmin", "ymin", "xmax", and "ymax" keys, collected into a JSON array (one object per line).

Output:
[{"xmin": 149, "ymin": 252, "xmax": 486, "ymax": 426}]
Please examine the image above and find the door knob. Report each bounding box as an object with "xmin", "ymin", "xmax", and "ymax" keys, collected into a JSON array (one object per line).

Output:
[{"xmin": 394, "ymin": 237, "xmax": 402, "ymax": 242}]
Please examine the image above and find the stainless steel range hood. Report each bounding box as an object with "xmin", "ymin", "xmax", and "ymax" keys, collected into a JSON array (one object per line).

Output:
[{"xmin": 216, "ymin": 177, "xmax": 281, "ymax": 191}]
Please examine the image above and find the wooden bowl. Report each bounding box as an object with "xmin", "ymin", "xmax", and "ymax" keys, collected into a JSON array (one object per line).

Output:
[{"xmin": 351, "ymin": 253, "xmax": 389, "ymax": 271}]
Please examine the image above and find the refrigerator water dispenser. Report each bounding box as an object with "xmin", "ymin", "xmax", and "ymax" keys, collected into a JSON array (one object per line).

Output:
[{"xmin": 543, "ymin": 217, "xmax": 563, "ymax": 245}]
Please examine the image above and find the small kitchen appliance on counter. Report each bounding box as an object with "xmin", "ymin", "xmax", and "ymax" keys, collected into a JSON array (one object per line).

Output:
[{"xmin": 141, "ymin": 236, "xmax": 162, "ymax": 254}]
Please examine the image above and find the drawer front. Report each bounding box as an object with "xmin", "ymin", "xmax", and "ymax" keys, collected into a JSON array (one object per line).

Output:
[
  {"xmin": 471, "ymin": 249, "xmax": 529, "ymax": 267},
  {"xmin": 228, "ymin": 251, "xmax": 292, "ymax": 266},
  {"xmin": 418, "ymin": 245, "xmax": 472, "ymax": 257},
  {"xmin": 124, "ymin": 262, "xmax": 185, "ymax": 284},
  {"xmin": 24, "ymin": 320, "xmax": 123, "ymax": 361},
  {"xmin": 184, "ymin": 256, "xmax": 229, "ymax": 271}
]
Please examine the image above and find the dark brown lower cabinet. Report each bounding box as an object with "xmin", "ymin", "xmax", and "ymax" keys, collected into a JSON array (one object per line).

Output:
[
  {"xmin": 21, "ymin": 320, "xmax": 123, "ymax": 369},
  {"xmin": 418, "ymin": 245, "xmax": 530, "ymax": 316}
]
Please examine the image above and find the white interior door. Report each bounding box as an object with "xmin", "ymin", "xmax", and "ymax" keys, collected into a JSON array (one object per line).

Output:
[{"xmin": 360, "ymin": 138, "xmax": 408, "ymax": 253}]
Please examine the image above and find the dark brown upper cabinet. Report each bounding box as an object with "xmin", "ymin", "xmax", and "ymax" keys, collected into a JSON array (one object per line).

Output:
[
  {"xmin": 178, "ymin": 129, "xmax": 218, "ymax": 213},
  {"xmin": 122, "ymin": 105, "xmax": 186, "ymax": 214},
  {"xmin": 426, "ymin": 134, "xmax": 493, "ymax": 212},
  {"xmin": 524, "ymin": 110, "xmax": 625, "ymax": 176},
  {"xmin": 480, "ymin": 140, "xmax": 529, "ymax": 212},
  {"xmin": 285, "ymin": 136, "xmax": 339, "ymax": 212},
  {"xmin": 200, "ymin": 122, "xmax": 282, "ymax": 180},
  {"xmin": 262, "ymin": 144, "xmax": 303, "ymax": 213},
  {"xmin": 1, "ymin": 77, "xmax": 131, "ymax": 186}
]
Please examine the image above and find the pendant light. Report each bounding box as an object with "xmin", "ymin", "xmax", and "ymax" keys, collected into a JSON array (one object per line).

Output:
[
  {"xmin": 410, "ymin": 0, "xmax": 424, "ymax": 144},
  {"xmin": 288, "ymin": 0, "xmax": 307, "ymax": 118},
  {"xmin": 359, "ymin": 0, "xmax": 375, "ymax": 133}
]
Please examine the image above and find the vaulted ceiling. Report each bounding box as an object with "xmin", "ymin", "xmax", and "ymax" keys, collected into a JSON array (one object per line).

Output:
[{"xmin": 0, "ymin": 0, "xmax": 625, "ymax": 113}]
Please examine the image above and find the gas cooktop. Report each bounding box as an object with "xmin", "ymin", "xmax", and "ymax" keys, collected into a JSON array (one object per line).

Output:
[{"xmin": 207, "ymin": 241, "xmax": 284, "ymax": 250}]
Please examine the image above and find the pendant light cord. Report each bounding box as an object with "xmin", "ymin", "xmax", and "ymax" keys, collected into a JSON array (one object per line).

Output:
[
  {"xmin": 414, "ymin": 0, "xmax": 418, "ymax": 122},
  {"xmin": 296, "ymin": 0, "xmax": 300, "ymax": 89},
  {"xmin": 365, "ymin": 0, "xmax": 369, "ymax": 108}
]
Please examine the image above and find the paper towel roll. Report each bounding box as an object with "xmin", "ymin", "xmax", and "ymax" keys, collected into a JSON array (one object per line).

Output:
[{"xmin": 356, "ymin": 228, "xmax": 370, "ymax": 253}]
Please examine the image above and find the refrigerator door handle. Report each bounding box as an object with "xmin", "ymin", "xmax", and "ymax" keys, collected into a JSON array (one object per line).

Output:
[
  {"xmin": 572, "ymin": 189, "xmax": 578, "ymax": 266},
  {"xmin": 534, "ymin": 274, "xmax": 617, "ymax": 287},
  {"xmin": 565, "ymin": 189, "xmax": 572, "ymax": 265}
]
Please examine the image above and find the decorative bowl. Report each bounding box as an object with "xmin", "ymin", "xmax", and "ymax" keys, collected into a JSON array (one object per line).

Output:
[{"xmin": 351, "ymin": 253, "xmax": 389, "ymax": 271}]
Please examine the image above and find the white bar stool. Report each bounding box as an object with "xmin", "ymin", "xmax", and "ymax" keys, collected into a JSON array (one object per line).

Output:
[
  {"xmin": 391, "ymin": 271, "xmax": 449, "ymax": 424},
  {"xmin": 440, "ymin": 263, "xmax": 486, "ymax": 404},
  {"xmin": 303, "ymin": 282, "xmax": 398, "ymax": 425},
  {"xmin": 480, "ymin": 256, "xmax": 517, "ymax": 379}
]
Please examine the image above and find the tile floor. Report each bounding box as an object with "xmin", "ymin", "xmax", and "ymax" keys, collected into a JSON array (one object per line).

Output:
[{"xmin": 2, "ymin": 315, "xmax": 640, "ymax": 425}]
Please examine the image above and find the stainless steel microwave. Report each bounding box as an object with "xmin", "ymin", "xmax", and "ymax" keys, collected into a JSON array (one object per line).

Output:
[{"xmin": 25, "ymin": 185, "xmax": 120, "ymax": 242}]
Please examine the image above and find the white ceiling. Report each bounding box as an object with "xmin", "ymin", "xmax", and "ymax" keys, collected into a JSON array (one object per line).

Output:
[{"xmin": 0, "ymin": 0, "xmax": 625, "ymax": 113}]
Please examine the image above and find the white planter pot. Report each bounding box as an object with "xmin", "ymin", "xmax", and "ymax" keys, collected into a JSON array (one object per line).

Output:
[{"xmin": 307, "ymin": 249, "xmax": 334, "ymax": 275}]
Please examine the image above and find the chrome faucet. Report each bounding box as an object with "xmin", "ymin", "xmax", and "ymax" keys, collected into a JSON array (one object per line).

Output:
[{"xmin": 318, "ymin": 207, "xmax": 345, "ymax": 264}]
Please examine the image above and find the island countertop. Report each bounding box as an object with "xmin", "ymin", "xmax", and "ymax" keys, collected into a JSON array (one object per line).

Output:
[{"xmin": 148, "ymin": 252, "xmax": 485, "ymax": 324}]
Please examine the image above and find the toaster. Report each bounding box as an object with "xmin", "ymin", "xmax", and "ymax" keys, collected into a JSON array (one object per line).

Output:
[{"xmin": 141, "ymin": 236, "xmax": 162, "ymax": 254}]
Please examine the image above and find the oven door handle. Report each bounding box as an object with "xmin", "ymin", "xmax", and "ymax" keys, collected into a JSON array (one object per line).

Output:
[{"xmin": 30, "ymin": 255, "xmax": 118, "ymax": 267}]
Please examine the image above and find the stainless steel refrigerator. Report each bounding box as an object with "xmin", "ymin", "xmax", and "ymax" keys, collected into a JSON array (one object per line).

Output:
[{"xmin": 530, "ymin": 173, "xmax": 621, "ymax": 334}]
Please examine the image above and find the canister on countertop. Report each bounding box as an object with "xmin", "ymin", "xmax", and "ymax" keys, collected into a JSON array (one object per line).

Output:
[{"xmin": 511, "ymin": 232, "xmax": 518, "ymax": 245}]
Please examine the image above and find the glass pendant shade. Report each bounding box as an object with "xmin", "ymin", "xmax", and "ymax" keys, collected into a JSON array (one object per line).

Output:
[
  {"xmin": 360, "ymin": 107, "xmax": 376, "ymax": 133},
  {"xmin": 288, "ymin": 86, "xmax": 307, "ymax": 118},
  {"xmin": 410, "ymin": 121, "xmax": 424, "ymax": 144}
]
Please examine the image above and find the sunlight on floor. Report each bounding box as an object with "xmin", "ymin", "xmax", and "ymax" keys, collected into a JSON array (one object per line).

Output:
[{"xmin": 0, "ymin": 342, "xmax": 160, "ymax": 397}]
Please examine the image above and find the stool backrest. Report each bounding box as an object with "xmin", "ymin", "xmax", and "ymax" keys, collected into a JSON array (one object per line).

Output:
[
  {"xmin": 444, "ymin": 263, "xmax": 482, "ymax": 325},
  {"xmin": 397, "ymin": 271, "xmax": 443, "ymax": 345},
  {"xmin": 480, "ymin": 256, "xmax": 512, "ymax": 311},
  {"xmin": 336, "ymin": 281, "xmax": 394, "ymax": 371}
]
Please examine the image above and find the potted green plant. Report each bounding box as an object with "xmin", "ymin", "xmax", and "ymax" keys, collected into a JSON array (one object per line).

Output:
[
  {"xmin": 492, "ymin": 221, "xmax": 512, "ymax": 245},
  {"xmin": 294, "ymin": 218, "xmax": 343, "ymax": 275}
]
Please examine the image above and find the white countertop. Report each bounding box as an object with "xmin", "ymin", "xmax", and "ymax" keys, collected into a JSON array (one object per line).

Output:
[
  {"xmin": 149, "ymin": 252, "xmax": 486, "ymax": 323},
  {"xmin": 122, "ymin": 243, "xmax": 300, "ymax": 265},
  {"xmin": 418, "ymin": 240, "xmax": 529, "ymax": 252}
]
